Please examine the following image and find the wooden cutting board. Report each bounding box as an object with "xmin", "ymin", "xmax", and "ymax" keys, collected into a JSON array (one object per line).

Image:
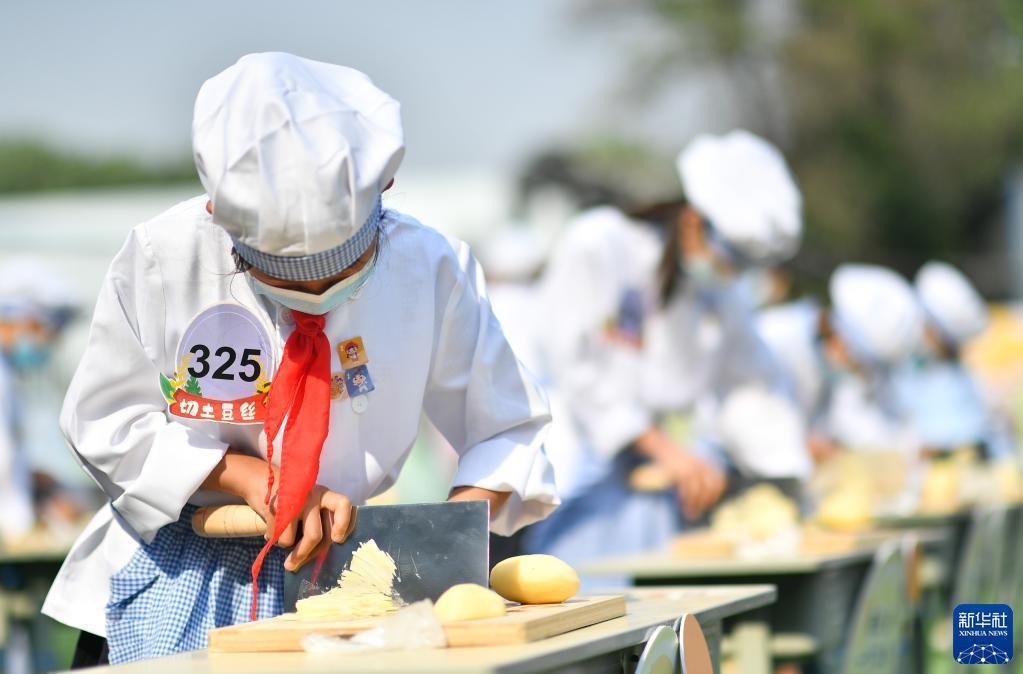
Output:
[{"xmin": 208, "ymin": 594, "xmax": 626, "ymax": 652}]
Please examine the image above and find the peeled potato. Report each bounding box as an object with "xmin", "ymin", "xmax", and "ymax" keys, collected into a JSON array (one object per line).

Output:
[
  {"xmin": 816, "ymin": 488, "xmax": 873, "ymax": 532},
  {"xmin": 434, "ymin": 583, "xmax": 507, "ymax": 622},
  {"xmin": 490, "ymin": 554, "xmax": 580, "ymax": 604}
]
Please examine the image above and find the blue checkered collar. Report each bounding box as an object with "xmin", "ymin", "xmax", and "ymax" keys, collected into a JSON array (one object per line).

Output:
[{"xmin": 231, "ymin": 198, "xmax": 383, "ymax": 282}]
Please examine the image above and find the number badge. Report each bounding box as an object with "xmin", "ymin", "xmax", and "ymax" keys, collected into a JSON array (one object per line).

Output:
[{"xmin": 159, "ymin": 303, "xmax": 276, "ymax": 424}]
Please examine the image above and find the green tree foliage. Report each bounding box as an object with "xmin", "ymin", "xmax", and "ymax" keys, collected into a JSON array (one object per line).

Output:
[
  {"xmin": 184, "ymin": 376, "xmax": 203, "ymax": 397},
  {"xmin": 0, "ymin": 139, "xmax": 196, "ymax": 194},
  {"xmin": 589, "ymin": 0, "xmax": 1023, "ymax": 288}
]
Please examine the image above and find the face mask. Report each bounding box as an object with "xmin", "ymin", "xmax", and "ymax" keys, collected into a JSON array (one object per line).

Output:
[
  {"xmin": 743, "ymin": 269, "xmax": 777, "ymax": 308},
  {"xmin": 6, "ymin": 336, "xmax": 51, "ymax": 372},
  {"xmin": 681, "ymin": 256, "xmax": 731, "ymax": 289},
  {"xmin": 252, "ymin": 252, "xmax": 377, "ymax": 315}
]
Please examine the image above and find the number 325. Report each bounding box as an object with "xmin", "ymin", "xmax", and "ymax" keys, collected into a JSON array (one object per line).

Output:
[{"xmin": 187, "ymin": 345, "xmax": 261, "ymax": 382}]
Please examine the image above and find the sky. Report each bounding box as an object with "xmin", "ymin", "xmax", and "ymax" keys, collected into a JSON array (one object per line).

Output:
[
  {"xmin": 0, "ymin": 1, "xmax": 742, "ymax": 176},
  {"xmin": 0, "ymin": 1, "xmax": 678, "ymax": 173}
]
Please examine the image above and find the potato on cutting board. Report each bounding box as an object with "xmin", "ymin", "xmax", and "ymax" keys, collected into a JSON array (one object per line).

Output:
[
  {"xmin": 434, "ymin": 583, "xmax": 507, "ymax": 622},
  {"xmin": 490, "ymin": 555, "xmax": 580, "ymax": 604}
]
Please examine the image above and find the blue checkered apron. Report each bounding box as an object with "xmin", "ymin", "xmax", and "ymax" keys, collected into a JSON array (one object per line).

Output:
[{"xmin": 105, "ymin": 504, "xmax": 286, "ymax": 663}]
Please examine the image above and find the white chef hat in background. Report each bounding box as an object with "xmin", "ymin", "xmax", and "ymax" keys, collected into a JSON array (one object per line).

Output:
[
  {"xmin": 915, "ymin": 261, "xmax": 988, "ymax": 346},
  {"xmin": 830, "ymin": 263, "xmax": 923, "ymax": 367},
  {"xmin": 0, "ymin": 258, "xmax": 80, "ymax": 329},
  {"xmin": 192, "ymin": 52, "xmax": 405, "ymax": 281},
  {"xmin": 677, "ymin": 129, "xmax": 802, "ymax": 266}
]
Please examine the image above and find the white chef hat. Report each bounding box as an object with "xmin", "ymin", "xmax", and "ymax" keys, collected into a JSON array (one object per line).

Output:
[
  {"xmin": 0, "ymin": 258, "xmax": 80, "ymax": 328},
  {"xmin": 677, "ymin": 129, "xmax": 802, "ymax": 265},
  {"xmin": 193, "ymin": 52, "xmax": 405, "ymax": 281},
  {"xmin": 829, "ymin": 264, "xmax": 923, "ymax": 367},
  {"xmin": 915, "ymin": 261, "xmax": 988, "ymax": 346},
  {"xmin": 478, "ymin": 226, "xmax": 549, "ymax": 282}
]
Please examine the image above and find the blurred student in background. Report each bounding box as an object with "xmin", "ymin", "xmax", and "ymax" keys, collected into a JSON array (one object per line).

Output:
[
  {"xmin": 0, "ymin": 260, "xmax": 88, "ymax": 543},
  {"xmin": 479, "ymin": 226, "xmax": 550, "ymax": 375},
  {"xmin": 525, "ymin": 130, "xmax": 810, "ymax": 568},
  {"xmin": 896, "ymin": 261, "xmax": 1014, "ymax": 459},
  {"xmin": 758, "ymin": 264, "xmax": 924, "ymax": 458}
]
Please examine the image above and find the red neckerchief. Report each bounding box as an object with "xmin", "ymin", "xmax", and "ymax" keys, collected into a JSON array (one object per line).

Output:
[{"xmin": 250, "ymin": 310, "xmax": 330, "ymax": 619}]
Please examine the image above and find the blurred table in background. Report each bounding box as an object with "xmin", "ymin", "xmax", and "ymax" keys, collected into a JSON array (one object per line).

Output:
[
  {"xmin": 581, "ymin": 527, "xmax": 951, "ymax": 674},
  {"xmin": 0, "ymin": 545, "xmax": 74, "ymax": 674}
]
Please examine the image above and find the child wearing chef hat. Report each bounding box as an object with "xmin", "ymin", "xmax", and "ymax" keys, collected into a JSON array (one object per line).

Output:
[
  {"xmin": 759, "ymin": 263, "xmax": 925, "ymax": 458},
  {"xmin": 43, "ymin": 52, "xmax": 557, "ymax": 666},
  {"xmin": 894, "ymin": 261, "xmax": 1013, "ymax": 458},
  {"xmin": 0, "ymin": 260, "xmax": 86, "ymax": 539},
  {"xmin": 524, "ymin": 130, "xmax": 809, "ymax": 571}
]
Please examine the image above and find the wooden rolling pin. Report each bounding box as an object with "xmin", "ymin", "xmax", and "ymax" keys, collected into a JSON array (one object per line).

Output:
[{"xmin": 192, "ymin": 505, "xmax": 267, "ymax": 538}]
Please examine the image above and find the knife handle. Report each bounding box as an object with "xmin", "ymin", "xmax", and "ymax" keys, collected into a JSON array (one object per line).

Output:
[{"xmin": 192, "ymin": 505, "xmax": 267, "ymax": 538}]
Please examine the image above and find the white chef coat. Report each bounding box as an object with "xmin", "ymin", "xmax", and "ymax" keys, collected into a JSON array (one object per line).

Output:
[
  {"xmin": 757, "ymin": 300, "xmax": 825, "ymax": 419},
  {"xmin": 537, "ymin": 207, "xmax": 796, "ymax": 499},
  {"xmin": 42, "ymin": 196, "xmax": 558, "ymax": 636},
  {"xmin": 488, "ymin": 281, "xmax": 583, "ymax": 499},
  {"xmin": 0, "ymin": 357, "xmax": 33, "ymax": 541},
  {"xmin": 757, "ymin": 300, "xmax": 917, "ymax": 453}
]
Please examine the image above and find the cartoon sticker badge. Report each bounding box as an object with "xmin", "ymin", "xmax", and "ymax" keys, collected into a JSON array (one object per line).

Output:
[
  {"xmin": 337, "ymin": 336, "xmax": 373, "ymax": 413},
  {"xmin": 344, "ymin": 365, "xmax": 375, "ymax": 397},
  {"xmin": 338, "ymin": 337, "xmax": 369, "ymax": 369},
  {"xmin": 159, "ymin": 303, "xmax": 275, "ymax": 424},
  {"xmin": 330, "ymin": 372, "xmax": 349, "ymax": 401}
]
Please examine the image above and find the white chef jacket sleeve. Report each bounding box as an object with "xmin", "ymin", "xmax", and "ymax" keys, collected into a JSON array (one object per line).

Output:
[
  {"xmin": 689, "ymin": 287, "xmax": 811, "ymax": 477},
  {"xmin": 59, "ymin": 228, "xmax": 229, "ymax": 543},
  {"xmin": 538, "ymin": 220, "xmax": 654, "ymax": 457},
  {"xmin": 424, "ymin": 242, "xmax": 559, "ymax": 536},
  {"xmin": 713, "ymin": 286, "xmax": 792, "ymax": 398}
]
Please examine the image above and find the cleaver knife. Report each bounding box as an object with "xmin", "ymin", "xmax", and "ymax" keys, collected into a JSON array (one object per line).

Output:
[
  {"xmin": 285, "ymin": 500, "xmax": 490, "ymax": 611},
  {"xmin": 192, "ymin": 500, "xmax": 490, "ymax": 612}
]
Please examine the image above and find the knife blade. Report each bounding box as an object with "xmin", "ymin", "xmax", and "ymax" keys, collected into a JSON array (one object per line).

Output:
[{"xmin": 283, "ymin": 500, "xmax": 490, "ymax": 611}]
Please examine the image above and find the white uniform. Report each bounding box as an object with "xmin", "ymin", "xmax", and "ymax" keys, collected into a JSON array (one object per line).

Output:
[
  {"xmin": 757, "ymin": 265, "xmax": 923, "ymax": 453},
  {"xmin": 42, "ymin": 197, "xmax": 558, "ymax": 635},
  {"xmin": 759, "ymin": 301, "xmax": 916, "ymax": 452},
  {"xmin": 0, "ymin": 357, "xmax": 33, "ymax": 541},
  {"xmin": 527, "ymin": 129, "xmax": 807, "ymax": 569},
  {"xmin": 898, "ymin": 261, "xmax": 1010, "ymax": 456},
  {"xmin": 525, "ymin": 208, "xmax": 803, "ymax": 569},
  {"xmin": 538, "ymin": 208, "xmax": 798, "ymax": 494}
]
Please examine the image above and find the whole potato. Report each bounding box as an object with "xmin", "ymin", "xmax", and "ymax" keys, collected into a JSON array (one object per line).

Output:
[
  {"xmin": 489, "ymin": 554, "xmax": 580, "ymax": 604},
  {"xmin": 434, "ymin": 583, "xmax": 507, "ymax": 622}
]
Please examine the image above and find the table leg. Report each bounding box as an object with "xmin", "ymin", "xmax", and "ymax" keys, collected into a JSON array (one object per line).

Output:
[
  {"xmin": 731, "ymin": 620, "xmax": 770, "ymax": 674},
  {"xmin": 700, "ymin": 620, "xmax": 723, "ymax": 674}
]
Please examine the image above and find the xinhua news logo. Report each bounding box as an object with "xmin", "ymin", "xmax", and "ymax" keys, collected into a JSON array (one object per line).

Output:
[{"xmin": 953, "ymin": 604, "xmax": 1013, "ymax": 665}]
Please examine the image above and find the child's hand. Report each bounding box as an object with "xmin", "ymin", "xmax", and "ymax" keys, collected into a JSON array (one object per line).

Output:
[
  {"xmin": 280, "ymin": 486, "xmax": 353, "ymax": 572},
  {"xmin": 247, "ymin": 482, "xmax": 353, "ymax": 572}
]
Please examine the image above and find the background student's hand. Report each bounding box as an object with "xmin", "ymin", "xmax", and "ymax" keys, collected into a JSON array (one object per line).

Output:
[
  {"xmin": 672, "ymin": 453, "xmax": 727, "ymax": 520},
  {"xmin": 808, "ymin": 433, "xmax": 842, "ymax": 464},
  {"xmin": 633, "ymin": 427, "xmax": 727, "ymax": 520}
]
